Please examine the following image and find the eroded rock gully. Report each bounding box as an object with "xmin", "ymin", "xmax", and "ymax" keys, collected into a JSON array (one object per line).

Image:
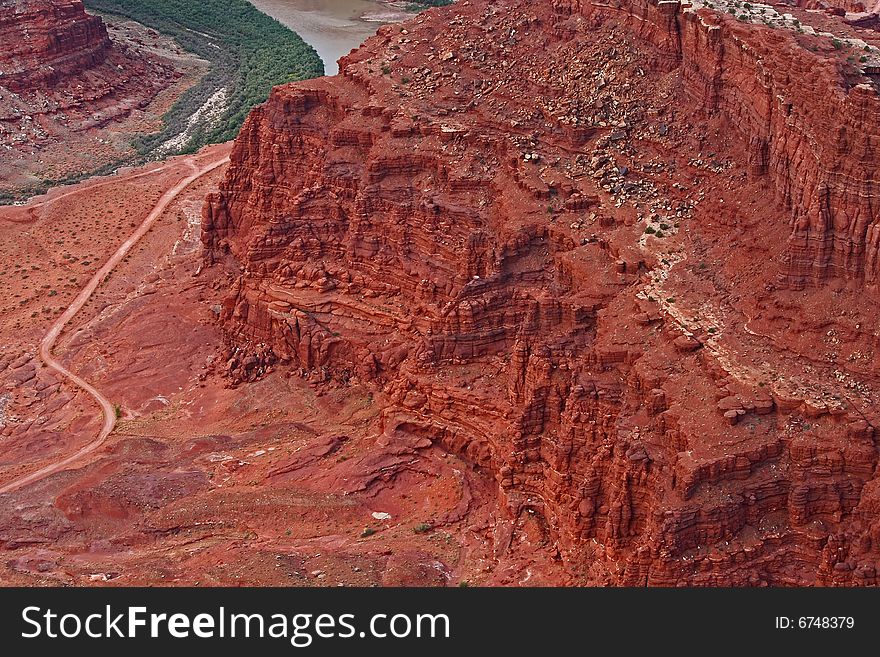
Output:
[{"xmin": 202, "ymin": 0, "xmax": 880, "ymax": 585}]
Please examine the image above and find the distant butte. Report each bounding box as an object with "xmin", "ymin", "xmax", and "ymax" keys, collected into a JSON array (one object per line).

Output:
[
  {"xmin": 0, "ymin": 0, "xmax": 200, "ymax": 196},
  {"xmin": 0, "ymin": 0, "xmax": 113, "ymax": 93}
]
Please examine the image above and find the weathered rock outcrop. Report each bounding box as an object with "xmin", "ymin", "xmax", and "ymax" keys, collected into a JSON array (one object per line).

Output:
[
  {"xmin": 0, "ymin": 0, "xmax": 180, "ymax": 171},
  {"xmin": 203, "ymin": 0, "xmax": 880, "ymax": 585},
  {"xmin": 555, "ymin": 0, "xmax": 880, "ymax": 287},
  {"xmin": 0, "ymin": 0, "xmax": 112, "ymax": 93},
  {"xmin": 681, "ymin": 15, "xmax": 880, "ymax": 288}
]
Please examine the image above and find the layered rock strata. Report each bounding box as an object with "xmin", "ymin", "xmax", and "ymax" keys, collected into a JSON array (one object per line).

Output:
[
  {"xmin": 0, "ymin": 0, "xmax": 112, "ymax": 93},
  {"xmin": 203, "ymin": 0, "xmax": 880, "ymax": 585},
  {"xmin": 0, "ymin": 0, "xmax": 179, "ymax": 158}
]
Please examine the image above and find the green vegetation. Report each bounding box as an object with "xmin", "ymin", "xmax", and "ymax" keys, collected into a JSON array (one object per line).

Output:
[
  {"xmin": 360, "ymin": 527, "xmax": 378, "ymax": 538},
  {"xmin": 114, "ymin": 404, "xmax": 123, "ymax": 419},
  {"xmin": 84, "ymin": 0, "xmax": 323, "ymax": 152},
  {"xmin": 407, "ymin": 0, "xmax": 453, "ymax": 8},
  {"xmin": 405, "ymin": 0, "xmax": 453, "ymax": 11},
  {"xmin": 413, "ymin": 522, "xmax": 433, "ymax": 534}
]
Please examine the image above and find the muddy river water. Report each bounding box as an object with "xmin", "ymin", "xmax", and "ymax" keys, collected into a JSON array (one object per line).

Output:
[{"xmin": 249, "ymin": 0, "xmax": 412, "ymax": 75}]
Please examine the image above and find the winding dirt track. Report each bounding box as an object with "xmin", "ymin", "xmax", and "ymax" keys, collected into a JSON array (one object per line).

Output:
[{"xmin": 0, "ymin": 154, "xmax": 229, "ymax": 494}]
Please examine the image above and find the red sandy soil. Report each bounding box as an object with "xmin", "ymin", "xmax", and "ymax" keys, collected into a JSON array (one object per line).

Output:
[{"xmin": 0, "ymin": 153, "xmax": 230, "ymax": 495}]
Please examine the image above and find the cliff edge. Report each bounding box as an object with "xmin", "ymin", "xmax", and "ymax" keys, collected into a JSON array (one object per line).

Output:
[{"xmin": 203, "ymin": 0, "xmax": 880, "ymax": 585}]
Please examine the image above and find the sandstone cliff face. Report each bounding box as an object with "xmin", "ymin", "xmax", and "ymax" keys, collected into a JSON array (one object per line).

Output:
[
  {"xmin": 0, "ymin": 0, "xmax": 112, "ymax": 93},
  {"xmin": 204, "ymin": 0, "xmax": 880, "ymax": 585},
  {"xmin": 0, "ymin": 0, "xmax": 179, "ymax": 174},
  {"xmin": 679, "ymin": 14, "xmax": 880, "ymax": 288},
  {"xmin": 557, "ymin": 0, "xmax": 880, "ymax": 287}
]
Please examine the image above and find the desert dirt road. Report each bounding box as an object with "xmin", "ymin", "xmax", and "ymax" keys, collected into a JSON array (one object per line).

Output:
[{"xmin": 0, "ymin": 153, "xmax": 229, "ymax": 494}]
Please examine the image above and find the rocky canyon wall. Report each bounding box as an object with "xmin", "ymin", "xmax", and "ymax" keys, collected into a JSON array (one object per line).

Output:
[
  {"xmin": 0, "ymin": 0, "xmax": 186, "ymax": 193},
  {"xmin": 558, "ymin": 0, "xmax": 880, "ymax": 287},
  {"xmin": 0, "ymin": 0, "xmax": 112, "ymax": 92},
  {"xmin": 203, "ymin": 0, "xmax": 880, "ymax": 585},
  {"xmin": 680, "ymin": 12, "xmax": 880, "ymax": 288}
]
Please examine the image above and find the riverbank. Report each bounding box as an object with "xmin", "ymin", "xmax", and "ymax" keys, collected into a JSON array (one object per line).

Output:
[
  {"xmin": 247, "ymin": 0, "xmax": 390, "ymax": 75},
  {"xmin": 247, "ymin": 0, "xmax": 451, "ymax": 74},
  {"xmin": 83, "ymin": 0, "xmax": 323, "ymax": 152}
]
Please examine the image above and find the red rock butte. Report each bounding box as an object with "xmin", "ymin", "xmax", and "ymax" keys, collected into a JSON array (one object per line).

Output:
[
  {"xmin": 0, "ymin": 0, "xmax": 188, "ymax": 193},
  {"xmin": 0, "ymin": 0, "xmax": 113, "ymax": 93},
  {"xmin": 201, "ymin": 0, "xmax": 880, "ymax": 585}
]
